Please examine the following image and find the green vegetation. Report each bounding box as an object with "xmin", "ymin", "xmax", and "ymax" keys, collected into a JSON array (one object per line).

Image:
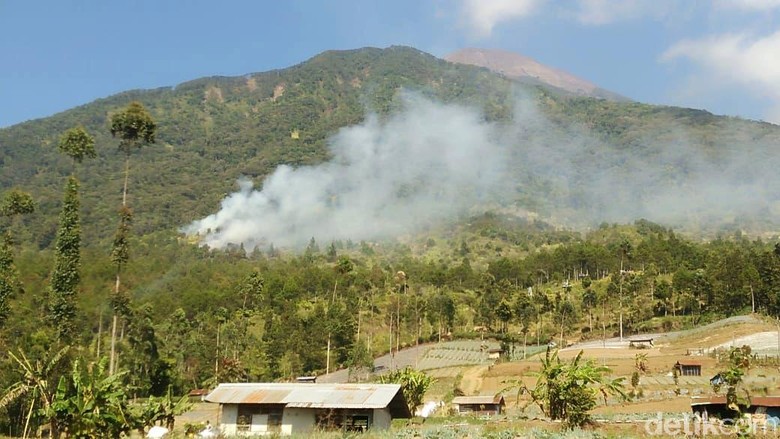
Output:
[
  {"xmin": 378, "ymin": 367, "xmax": 436, "ymax": 413},
  {"xmin": 1, "ymin": 46, "xmax": 780, "ymax": 436},
  {"xmin": 503, "ymin": 348, "xmax": 626, "ymax": 429}
]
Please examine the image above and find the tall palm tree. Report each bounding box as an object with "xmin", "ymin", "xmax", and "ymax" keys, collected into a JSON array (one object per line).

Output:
[{"xmin": 108, "ymin": 101, "xmax": 156, "ymax": 375}]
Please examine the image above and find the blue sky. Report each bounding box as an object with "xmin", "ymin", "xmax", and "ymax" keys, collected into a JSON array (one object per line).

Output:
[{"xmin": 2, "ymin": 0, "xmax": 780, "ymax": 127}]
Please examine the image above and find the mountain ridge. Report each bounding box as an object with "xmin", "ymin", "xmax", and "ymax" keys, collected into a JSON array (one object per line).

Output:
[
  {"xmin": 1, "ymin": 45, "xmax": 778, "ymax": 249},
  {"xmin": 446, "ymin": 47, "xmax": 626, "ymax": 101}
]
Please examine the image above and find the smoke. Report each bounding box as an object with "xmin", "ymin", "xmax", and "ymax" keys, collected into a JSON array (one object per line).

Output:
[
  {"xmin": 185, "ymin": 91, "xmax": 780, "ymax": 250},
  {"xmin": 184, "ymin": 93, "xmax": 510, "ymax": 249},
  {"xmin": 503, "ymin": 99, "xmax": 780, "ymax": 232}
]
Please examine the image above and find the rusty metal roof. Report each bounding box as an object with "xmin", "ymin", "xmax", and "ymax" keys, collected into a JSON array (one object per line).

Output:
[
  {"xmin": 452, "ymin": 395, "xmax": 505, "ymax": 405},
  {"xmin": 205, "ymin": 383, "xmax": 410, "ymax": 416},
  {"xmin": 675, "ymin": 359, "xmax": 702, "ymax": 367}
]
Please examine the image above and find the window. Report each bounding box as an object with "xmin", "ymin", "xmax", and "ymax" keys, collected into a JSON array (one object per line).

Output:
[
  {"xmin": 316, "ymin": 409, "xmax": 371, "ymax": 431},
  {"xmin": 236, "ymin": 404, "xmax": 284, "ymax": 433}
]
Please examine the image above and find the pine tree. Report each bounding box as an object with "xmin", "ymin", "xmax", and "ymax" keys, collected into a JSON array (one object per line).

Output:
[
  {"xmin": 0, "ymin": 190, "xmax": 35, "ymax": 328},
  {"xmin": 49, "ymin": 126, "xmax": 95, "ymax": 343},
  {"xmin": 48, "ymin": 177, "xmax": 81, "ymax": 342}
]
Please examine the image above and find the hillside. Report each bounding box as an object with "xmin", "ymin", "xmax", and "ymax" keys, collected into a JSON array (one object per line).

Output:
[{"xmin": 1, "ymin": 45, "xmax": 780, "ymax": 250}]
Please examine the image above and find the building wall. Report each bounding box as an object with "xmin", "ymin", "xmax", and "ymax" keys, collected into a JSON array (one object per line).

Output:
[
  {"xmin": 372, "ymin": 408, "xmax": 392, "ymax": 430},
  {"xmin": 457, "ymin": 404, "xmax": 501, "ymax": 415},
  {"xmin": 281, "ymin": 407, "xmax": 316, "ymax": 435},
  {"xmin": 219, "ymin": 405, "xmax": 394, "ymax": 436},
  {"xmin": 219, "ymin": 404, "xmax": 239, "ymax": 436}
]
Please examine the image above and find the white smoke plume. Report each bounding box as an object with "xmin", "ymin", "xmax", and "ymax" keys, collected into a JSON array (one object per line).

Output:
[
  {"xmin": 185, "ymin": 91, "xmax": 780, "ymax": 250},
  {"xmin": 184, "ymin": 94, "xmax": 509, "ymax": 249}
]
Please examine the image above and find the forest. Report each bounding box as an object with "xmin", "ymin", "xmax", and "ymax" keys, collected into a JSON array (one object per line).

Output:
[{"xmin": 1, "ymin": 46, "xmax": 780, "ymax": 436}]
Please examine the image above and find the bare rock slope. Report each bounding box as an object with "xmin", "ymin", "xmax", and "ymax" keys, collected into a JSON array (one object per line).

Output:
[{"xmin": 446, "ymin": 48, "xmax": 625, "ymax": 101}]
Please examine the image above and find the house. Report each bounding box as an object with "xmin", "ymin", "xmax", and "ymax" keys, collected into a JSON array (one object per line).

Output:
[
  {"xmin": 629, "ymin": 337, "xmax": 654, "ymax": 348},
  {"xmin": 487, "ymin": 348, "xmax": 503, "ymax": 360},
  {"xmin": 205, "ymin": 383, "xmax": 411, "ymax": 436},
  {"xmin": 674, "ymin": 359, "xmax": 702, "ymax": 376},
  {"xmin": 295, "ymin": 376, "xmax": 317, "ymax": 383},
  {"xmin": 452, "ymin": 395, "xmax": 506, "ymax": 416},
  {"xmin": 188, "ymin": 388, "xmax": 210, "ymax": 402},
  {"xmin": 691, "ymin": 396, "xmax": 780, "ymax": 425}
]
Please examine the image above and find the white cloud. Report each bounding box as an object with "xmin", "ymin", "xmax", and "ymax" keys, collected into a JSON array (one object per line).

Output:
[
  {"xmin": 662, "ymin": 31, "xmax": 780, "ymax": 122},
  {"xmin": 573, "ymin": 0, "xmax": 679, "ymax": 25},
  {"xmin": 716, "ymin": 0, "xmax": 780, "ymax": 11},
  {"xmin": 459, "ymin": 0, "xmax": 544, "ymax": 38}
]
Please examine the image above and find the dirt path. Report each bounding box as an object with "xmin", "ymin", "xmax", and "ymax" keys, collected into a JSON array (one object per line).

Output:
[
  {"xmin": 563, "ymin": 315, "xmax": 765, "ymax": 351},
  {"xmin": 459, "ymin": 364, "xmax": 490, "ymax": 395}
]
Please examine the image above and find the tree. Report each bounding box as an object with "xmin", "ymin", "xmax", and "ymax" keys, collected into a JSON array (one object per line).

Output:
[
  {"xmin": 617, "ymin": 239, "xmax": 632, "ymax": 341},
  {"xmin": 48, "ymin": 177, "xmax": 82, "ymax": 342},
  {"xmin": 712, "ymin": 346, "xmax": 751, "ymax": 411},
  {"xmin": 529, "ymin": 348, "xmax": 626, "ymax": 429},
  {"xmin": 0, "ymin": 190, "xmax": 35, "ymax": 329},
  {"xmin": 496, "ymin": 298, "xmax": 513, "ymax": 334},
  {"xmin": 0, "ymin": 347, "xmax": 69, "ymax": 439},
  {"xmin": 513, "ymin": 292, "xmax": 535, "ymax": 358},
  {"xmin": 48, "ymin": 127, "xmax": 94, "ymax": 343},
  {"xmin": 108, "ymin": 101, "xmax": 156, "ymax": 375},
  {"xmin": 110, "ymin": 101, "xmax": 156, "ymax": 206},
  {"xmin": 378, "ymin": 367, "xmax": 435, "ymax": 414},
  {"xmin": 582, "ymin": 286, "xmax": 597, "ymax": 330},
  {"xmin": 50, "ymin": 357, "xmax": 134, "ymax": 438},
  {"xmin": 428, "ymin": 290, "xmax": 455, "ymax": 342},
  {"xmin": 58, "ymin": 126, "xmax": 96, "ymax": 164}
]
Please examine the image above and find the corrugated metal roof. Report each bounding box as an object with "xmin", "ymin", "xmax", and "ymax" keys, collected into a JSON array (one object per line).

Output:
[
  {"xmin": 452, "ymin": 395, "xmax": 504, "ymax": 405},
  {"xmin": 676, "ymin": 359, "xmax": 702, "ymax": 366},
  {"xmin": 205, "ymin": 383, "xmax": 403, "ymax": 409}
]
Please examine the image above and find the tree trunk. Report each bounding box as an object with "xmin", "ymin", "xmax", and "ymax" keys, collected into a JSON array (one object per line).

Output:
[
  {"xmin": 389, "ymin": 312, "xmax": 394, "ymax": 370},
  {"xmin": 751, "ymin": 285, "xmax": 755, "ymax": 313},
  {"xmin": 326, "ymin": 333, "xmax": 331, "ymax": 375},
  {"xmin": 215, "ymin": 322, "xmax": 221, "ymax": 381},
  {"xmin": 22, "ymin": 399, "xmax": 34, "ymax": 439},
  {"xmin": 619, "ymin": 256, "xmax": 624, "ymax": 342},
  {"xmin": 96, "ymin": 311, "xmax": 102, "ymax": 360},
  {"xmin": 109, "ymin": 311, "xmax": 118, "ymax": 375},
  {"xmin": 356, "ymin": 300, "xmax": 361, "ymax": 342},
  {"xmin": 396, "ymin": 296, "xmax": 401, "ymax": 356},
  {"xmin": 111, "ymin": 157, "xmax": 130, "ymax": 376},
  {"xmin": 122, "ymin": 157, "xmax": 129, "ymax": 207},
  {"xmin": 523, "ymin": 331, "xmax": 528, "ymax": 359}
]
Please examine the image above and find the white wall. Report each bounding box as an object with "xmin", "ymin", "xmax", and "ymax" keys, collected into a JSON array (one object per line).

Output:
[
  {"xmin": 219, "ymin": 405, "xmax": 394, "ymax": 436},
  {"xmin": 372, "ymin": 408, "xmax": 392, "ymax": 430},
  {"xmin": 219, "ymin": 404, "xmax": 238, "ymax": 436},
  {"xmin": 281, "ymin": 408, "xmax": 316, "ymax": 435}
]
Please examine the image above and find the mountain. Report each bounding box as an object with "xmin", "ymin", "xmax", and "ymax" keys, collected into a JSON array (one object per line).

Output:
[
  {"xmin": 445, "ymin": 48, "xmax": 625, "ymax": 101},
  {"xmin": 1, "ymin": 45, "xmax": 779, "ymax": 250}
]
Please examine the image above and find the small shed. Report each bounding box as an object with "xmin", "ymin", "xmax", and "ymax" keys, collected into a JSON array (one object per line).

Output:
[
  {"xmin": 188, "ymin": 388, "xmax": 209, "ymax": 402},
  {"xmin": 487, "ymin": 348, "xmax": 503, "ymax": 360},
  {"xmin": 206, "ymin": 383, "xmax": 410, "ymax": 436},
  {"xmin": 629, "ymin": 337, "xmax": 654, "ymax": 348},
  {"xmin": 675, "ymin": 359, "xmax": 702, "ymax": 376},
  {"xmin": 452, "ymin": 395, "xmax": 505, "ymax": 416}
]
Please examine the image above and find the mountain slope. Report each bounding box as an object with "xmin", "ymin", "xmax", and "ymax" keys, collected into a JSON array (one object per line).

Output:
[
  {"xmin": 0, "ymin": 45, "xmax": 779, "ymax": 250},
  {"xmin": 446, "ymin": 48, "xmax": 625, "ymax": 101}
]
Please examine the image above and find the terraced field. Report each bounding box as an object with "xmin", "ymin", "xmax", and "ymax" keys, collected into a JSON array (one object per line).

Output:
[{"xmin": 320, "ymin": 339, "xmax": 548, "ymax": 383}]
